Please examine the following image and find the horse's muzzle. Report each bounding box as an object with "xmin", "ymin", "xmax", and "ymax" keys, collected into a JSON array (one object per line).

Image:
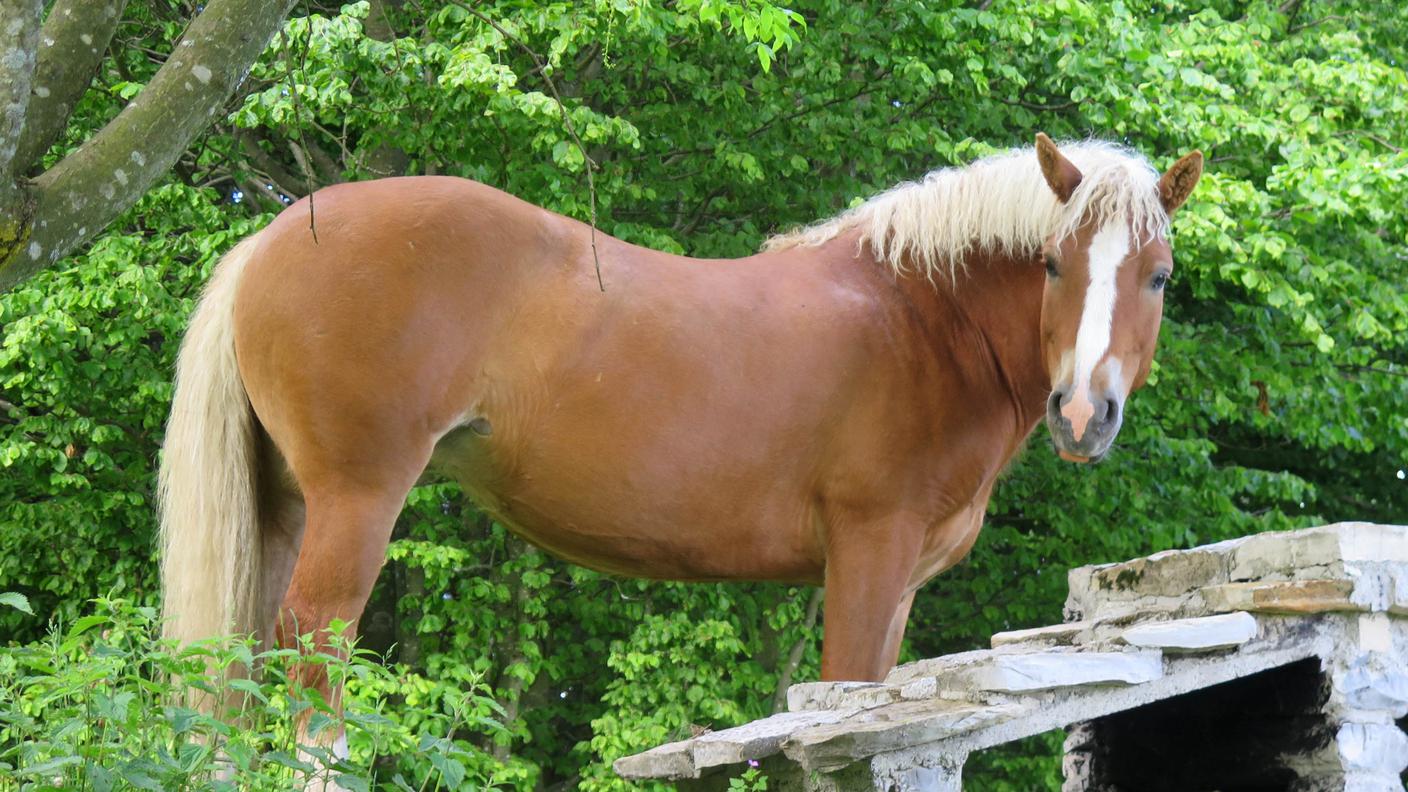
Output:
[{"xmin": 1045, "ymin": 387, "xmax": 1122, "ymax": 463}]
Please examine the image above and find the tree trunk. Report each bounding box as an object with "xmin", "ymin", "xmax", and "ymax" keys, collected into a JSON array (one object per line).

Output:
[
  {"xmin": 492, "ymin": 535, "xmax": 534, "ymax": 763},
  {"xmin": 0, "ymin": 0, "xmax": 42, "ymax": 248},
  {"xmin": 0, "ymin": 0, "xmax": 296, "ymax": 292},
  {"xmin": 12, "ymin": 0, "xmax": 130, "ymax": 177}
]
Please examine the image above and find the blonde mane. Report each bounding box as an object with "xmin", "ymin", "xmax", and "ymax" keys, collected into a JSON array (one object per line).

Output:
[{"xmin": 763, "ymin": 140, "xmax": 1170, "ymax": 280}]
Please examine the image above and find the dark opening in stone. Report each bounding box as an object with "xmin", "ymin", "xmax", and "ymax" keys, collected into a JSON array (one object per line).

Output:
[{"xmin": 1065, "ymin": 658, "xmax": 1331, "ymax": 791}]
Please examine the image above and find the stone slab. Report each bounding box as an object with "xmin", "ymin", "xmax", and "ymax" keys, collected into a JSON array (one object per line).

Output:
[
  {"xmin": 991, "ymin": 621, "xmax": 1089, "ymax": 649},
  {"xmin": 614, "ymin": 740, "xmax": 696, "ymax": 779},
  {"xmin": 883, "ymin": 648, "xmax": 1010, "ymax": 687},
  {"xmin": 783, "ymin": 700, "xmax": 1023, "ymax": 771},
  {"xmin": 692, "ymin": 709, "xmax": 858, "ymax": 769},
  {"xmin": 952, "ymin": 650, "xmax": 1164, "ymax": 693},
  {"xmin": 1081, "ymin": 546, "xmax": 1227, "ymax": 594},
  {"xmin": 782, "ymin": 632, "xmax": 1324, "ymax": 774},
  {"xmin": 614, "ymin": 709, "xmax": 859, "ymax": 779},
  {"xmin": 788, "ymin": 681, "xmax": 893, "ymax": 712},
  {"xmin": 1200, "ymin": 579, "xmax": 1362, "ymax": 614},
  {"xmin": 1337, "ymin": 722, "xmax": 1408, "ymax": 774},
  {"xmin": 1120, "ymin": 612, "xmax": 1258, "ymax": 652},
  {"xmin": 1067, "ymin": 524, "xmax": 1408, "ymax": 622}
]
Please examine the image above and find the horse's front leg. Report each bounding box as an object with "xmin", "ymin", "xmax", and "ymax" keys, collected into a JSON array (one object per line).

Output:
[
  {"xmin": 819, "ymin": 519, "xmax": 922, "ymax": 681},
  {"xmin": 879, "ymin": 590, "xmax": 916, "ymax": 672}
]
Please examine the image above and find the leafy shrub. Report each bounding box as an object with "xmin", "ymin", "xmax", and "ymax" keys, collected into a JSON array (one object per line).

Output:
[{"xmin": 0, "ymin": 595, "xmax": 506, "ymax": 790}]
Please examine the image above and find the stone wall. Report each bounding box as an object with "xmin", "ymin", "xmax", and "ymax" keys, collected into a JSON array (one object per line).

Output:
[{"xmin": 616, "ymin": 523, "xmax": 1408, "ymax": 791}]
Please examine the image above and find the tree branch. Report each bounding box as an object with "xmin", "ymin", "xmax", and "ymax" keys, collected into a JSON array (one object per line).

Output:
[
  {"xmin": 771, "ymin": 588, "xmax": 823, "ymax": 714},
  {"xmin": 236, "ymin": 128, "xmax": 304, "ymax": 195},
  {"xmin": 996, "ymin": 95, "xmax": 1078, "ymax": 112},
  {"xmin": 0, "ymin": 0, "xmax": 42, "ymax": 199},
  {"xmin": 13, "ymin": 0, "xmax": 130, "ymax": 177},
  {"xmin": 0, "ymin": 0, "xmax": 297, "ymax": 292}
]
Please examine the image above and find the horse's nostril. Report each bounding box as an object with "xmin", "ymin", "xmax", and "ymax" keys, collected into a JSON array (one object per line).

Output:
[{"xmin": 1091, "ymin": 396, "xmax": 1121, "ymax": 431}]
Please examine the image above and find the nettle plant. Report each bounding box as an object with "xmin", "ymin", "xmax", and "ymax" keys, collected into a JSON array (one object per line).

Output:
[{"xmin": 0, "ymin": 594, "xmax": 506, "ymax": 790}]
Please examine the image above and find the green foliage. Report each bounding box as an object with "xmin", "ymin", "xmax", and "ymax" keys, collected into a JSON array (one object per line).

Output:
[
  {"xmin": 1, "ymin": 0, "xmax": 1405, "ymax": 789},
  {"xmin": 0, "ymin": 597, "xmax": 503, "ymax": 790},
  {"xmin": 0, "ymin": 184, "xmax": 268, "ymax": 639}
]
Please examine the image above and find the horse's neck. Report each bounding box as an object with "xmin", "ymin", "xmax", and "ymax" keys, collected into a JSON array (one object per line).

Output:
[{"xmin": 894, "ymin": 246, "xmax": 1051, "ymax": 437}]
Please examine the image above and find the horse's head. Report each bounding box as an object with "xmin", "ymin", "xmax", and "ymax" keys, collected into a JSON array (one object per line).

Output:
[{"xmin": 1033, "ymin": 133, "xmax": 1202, "ymax": 463}]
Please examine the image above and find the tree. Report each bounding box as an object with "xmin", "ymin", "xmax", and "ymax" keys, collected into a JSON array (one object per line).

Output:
[
  {"xmin": 1, "ymin": 1, "xmax": 1404, "ymax": 789},
  {"xmin": 0, "ymin": 0, "xmax": 296, "ymax": 292}
]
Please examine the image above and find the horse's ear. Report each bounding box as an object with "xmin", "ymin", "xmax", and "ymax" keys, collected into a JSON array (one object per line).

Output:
[
  {"xmin": 1158, "ymin": 150, "xmax": 1204, "ymax": 214},
  {"xmin": 1035, "ymin": 132, "xmax": 1083, "ymax": 203}
]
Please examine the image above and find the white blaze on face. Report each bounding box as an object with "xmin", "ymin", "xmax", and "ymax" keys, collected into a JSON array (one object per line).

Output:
[{"xmin": 1061, "ymin": 220, "xmax": 1130, "ymax": 442}]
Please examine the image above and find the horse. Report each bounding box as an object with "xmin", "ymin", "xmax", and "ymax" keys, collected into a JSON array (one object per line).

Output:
[{"xmin": 158, "ymin": 133, "xmax": 1201, "ymax": 767}]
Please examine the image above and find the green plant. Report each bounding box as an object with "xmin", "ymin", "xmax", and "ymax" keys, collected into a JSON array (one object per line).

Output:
[{"xmin": 0, "ymin": 596, "xmax": 506, "ymax": 790}]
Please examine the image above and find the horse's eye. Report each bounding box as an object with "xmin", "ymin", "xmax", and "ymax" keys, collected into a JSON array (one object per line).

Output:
[
  {"xmin": 1151, "ymin": 272, "xmax": 1170, "ymax": 290},
  {"xmin": 1045, "ymin": 254, "xmax": 1060, "ymax": 278}
]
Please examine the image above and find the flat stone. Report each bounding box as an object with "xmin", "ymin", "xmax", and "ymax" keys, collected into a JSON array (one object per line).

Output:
[
  {"xmin": 1228, "ymin": 529, "xmax": 1340, "ymax": 582},
  {"xmin": 898, "ymin": 676, "xmax": 939, "ymax": 701},
  {"xmin": 692, "ymin": 709, "xmax": 857, "ymax": 769},
  {"xmin": 1225, "ymin": 523, "xmax": 1408, "ymax": 582},
  {"xmin": 614, "ymin": 709, "xmax": 860, "ymax": 779},
  {"xmin": 1337, "ymin": 722, "xmax": 1408, "ymax": 774},
  {"xmin": 1335, "ymin": 653, "xmax": 1408, "ymax": 713},
  {"xmin": 784, "ymin": 699, "xmax": 1022, "ymax": 770},
  {"xmin": 1357, "ymin": 613, "xmax": 1394, "ymax": 653},
  {"xmin": 613, "ymin": 740, "xmax": 696, "ymax": 779},
  {"xmin": 789, "ymin": 681, "xmax": 898, "ymax": 712},
  {"xmin": 1084, "ymin": 547, "xmax": 1231, "ymax": 598},
  {"xmin": 1200, "ymin": 580, "xmax": 1362, "ymax": 614},
  {"xmin": 1328, "ymin": 522, "xmax": 1408, "ymax": 564},
  {"xmin": 1068, "ymin": 525, "xmax": 1408, "ymax": 621},
  {"xmin": 991, "ymin": 621, "xmax": 1088, "ymax": 649},
  {"xmin": 884, "ymin": 648, "xmax": 1005, "ymax": 687},
  {"xmin": 949, "ymin": 650, "xmax": 1163, "ymax": 693},
  {"xmin": 1120, "ymin": 613, "xmax": 1258, "ymax": 652}
]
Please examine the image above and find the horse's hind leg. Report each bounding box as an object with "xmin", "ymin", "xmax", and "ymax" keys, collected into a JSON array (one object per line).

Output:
[
  {"xmin": 257, "ymin": 442, "xmax": 306, "ymax": 651},
  {"xmin": 277, "ymin": 476, "xmax": 421, "ymax": 787}
]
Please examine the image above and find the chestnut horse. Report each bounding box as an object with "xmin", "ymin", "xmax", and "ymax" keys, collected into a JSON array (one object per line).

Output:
[{"xmin": 159, "ymin": 134, "xmax": 1200, "ymax": 760}]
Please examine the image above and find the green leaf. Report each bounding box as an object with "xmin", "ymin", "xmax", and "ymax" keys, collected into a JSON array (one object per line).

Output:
[{"xmin": 0, "ymin": 592, "xmax": 33, "ymax": 615}]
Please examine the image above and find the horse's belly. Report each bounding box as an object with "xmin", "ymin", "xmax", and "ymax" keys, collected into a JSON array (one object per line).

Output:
[
  {"xmin": 470, "ymin": 494, "xmax": 823, "ymax": 584},
  {"xmin": 429, "ymin": 424, "xmax": 825, "ymax": 584}
]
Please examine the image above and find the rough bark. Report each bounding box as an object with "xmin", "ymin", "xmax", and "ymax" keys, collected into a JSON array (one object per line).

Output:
[
  {"xmin": 12, "ymin": 0, "xmax": 129, "ymax": 177},
  {"xmin": 0, "ymin": 0, "xmax": 42, "ymax": 216},
  {"xmin": 0, "ymin": 0, "xmax": 296, "ymax": 292}
]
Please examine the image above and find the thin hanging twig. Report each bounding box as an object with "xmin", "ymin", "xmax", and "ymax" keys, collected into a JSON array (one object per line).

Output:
[
  {"xmin": 282, "ymin": 7, "xmax": 320, "ymax": 243},
  {"xmin": 454, "ymin": 2, "xmax": 605, "ymax": 291}
]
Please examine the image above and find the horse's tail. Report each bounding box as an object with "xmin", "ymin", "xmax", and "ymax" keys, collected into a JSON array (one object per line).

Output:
[{"xmin": 159, "ymin": 235, "xmax": 262, "ymax": 649}]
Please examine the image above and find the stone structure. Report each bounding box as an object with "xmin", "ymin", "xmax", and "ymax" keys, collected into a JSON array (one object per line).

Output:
[{"xmin": 615, "ymin": 522, "xmax": 1408, "ymax": 790}]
